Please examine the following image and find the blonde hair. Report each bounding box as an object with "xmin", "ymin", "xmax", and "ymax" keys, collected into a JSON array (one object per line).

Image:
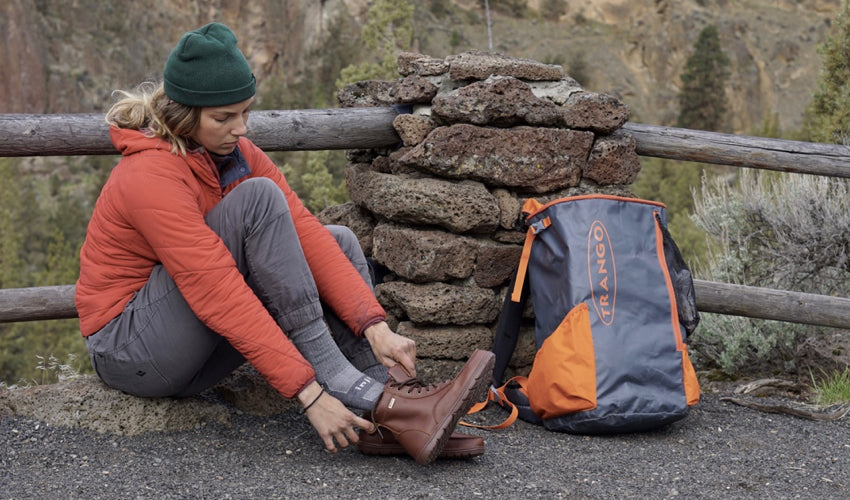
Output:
[{"xmin": 105, "ymin": 81, "xmax": 201, "ymax": 155}]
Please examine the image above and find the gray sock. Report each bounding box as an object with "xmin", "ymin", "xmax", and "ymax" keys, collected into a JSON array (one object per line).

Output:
[
  {"xmin": 287, "ymin": 318, "xmax": 384, "ymax": 410},
  {"xmin": 362, "ymin": 363, "xmax": 389, "ymax": 384}
]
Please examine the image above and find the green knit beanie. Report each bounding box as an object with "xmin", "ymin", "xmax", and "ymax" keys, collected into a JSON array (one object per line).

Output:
[{"xmin": 163, "ymin": 22, "xmax": 256, "ymax": 107}]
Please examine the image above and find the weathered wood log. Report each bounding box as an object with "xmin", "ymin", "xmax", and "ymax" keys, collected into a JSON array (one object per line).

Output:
[
  {"xmin": 693, "ymin": 279, "xmax": 850, "ymax": 329},
  {"xmin": 3, "ymin": 281, "xmax": 850, "ymax": 330},
  {"xmin": 720, "ymin": 396, "xmax": 850, "ymax": 422},
  {"xmin": 619, "ymin": 122, "xmax": 850, "ymax": 177},
  {"xmin": 0, "ymin": 108, "xmax": 401, "ymax": 156},
  {"xmin": 4, "ymin": 111, "xmax": 850, "ymax": 179},
  {"xmin": 0, "ymin": 285, "xmax": 78, "ymax": 323}
]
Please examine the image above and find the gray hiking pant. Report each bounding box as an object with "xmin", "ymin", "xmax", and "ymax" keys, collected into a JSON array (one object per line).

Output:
[{"xmin": 85, "ymin": 177, "xmax": 381, "ymax": 398}]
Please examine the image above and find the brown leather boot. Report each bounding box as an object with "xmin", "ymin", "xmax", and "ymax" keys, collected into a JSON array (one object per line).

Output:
[
  {"xmin": 370, "ymin": 349, "xmax": 494, "ymax": 465},
  {"xmin": 358, "ymin": 428, "xmax": 484, "ymax": 458}
]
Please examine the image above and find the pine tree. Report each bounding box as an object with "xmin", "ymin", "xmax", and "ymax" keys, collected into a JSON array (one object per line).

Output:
[
  {"xmin": 336, "ymin": 0, "xmax": 414, "ymax": 88},
  {"xmin": 635, "ymin": 24, "xmax": 732, "ymax": 270},
  {"xmin": 677, "ymin": 25, "xmax": 731, "ymax": 131},
  {"xmin": 0, "ymin": 159, "xmax": 25, "ymax": 289},
  {"xmin": 300, "ymin": 151, "xmax": 349, "ymax": 213},
  {"xmin": 633, "ymin": 157, "xmax": 708, "ymax": 265},
  {"xmin": 803, "ymin": 0, "xmax": 850, "ymax": 143},
  {"xmin": 636, "ymin": 25, "xmax": 731, "ymax": 267}
]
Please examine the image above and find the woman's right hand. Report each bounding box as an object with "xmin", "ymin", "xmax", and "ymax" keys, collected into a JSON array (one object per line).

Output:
[{"xmin": 297, "ymin": 381, "xmax": 375, "ymax": 453}]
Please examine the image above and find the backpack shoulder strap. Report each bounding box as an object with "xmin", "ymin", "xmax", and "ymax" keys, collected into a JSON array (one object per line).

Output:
[
  {"xmin": 491, "ymin": 268, "xmax": 530, "ymax": 387},
  {"xmin": 462, "ymin": 213, "xmax": 542, "ymax": 429}
]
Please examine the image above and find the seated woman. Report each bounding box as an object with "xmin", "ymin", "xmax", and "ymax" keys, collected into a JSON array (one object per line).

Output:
[{"xmin": 75, "ymin": 22, "xmax": 493, "ymax": 465}]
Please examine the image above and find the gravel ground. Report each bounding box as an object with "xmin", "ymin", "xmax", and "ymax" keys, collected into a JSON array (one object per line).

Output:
[{"xmin": 2, "ymin": 392, "xmax": 849, "ymax": 499}]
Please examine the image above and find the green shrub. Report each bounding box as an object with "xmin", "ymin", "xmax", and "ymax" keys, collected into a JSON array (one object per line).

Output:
[{"xmin": 690, "ymin": 170, "xmax": 850, "ymax": 374}]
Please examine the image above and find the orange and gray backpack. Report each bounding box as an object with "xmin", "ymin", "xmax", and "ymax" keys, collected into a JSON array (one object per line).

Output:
[{"xmin": 477, "ymin": 194, "xmax": 701, "ymax": 433}]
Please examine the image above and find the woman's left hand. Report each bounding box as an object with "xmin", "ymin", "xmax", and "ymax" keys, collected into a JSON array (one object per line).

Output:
[{"xmin": 363, "ymin": 321, "xmax": 417, "ymax": 376}]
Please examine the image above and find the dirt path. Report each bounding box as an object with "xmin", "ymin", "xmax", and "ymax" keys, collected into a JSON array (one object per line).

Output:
[{"xmin": 2, "ymin": 390, "xmax": 848, "ymax": 499}]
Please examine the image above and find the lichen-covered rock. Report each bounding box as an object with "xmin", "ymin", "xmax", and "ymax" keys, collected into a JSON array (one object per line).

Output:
[
  {"xmin": 583, "ymin": 133, "xmax": 642, "ymax": 185},
  {"xmin": 396, "ymin": 322, "xmax": 493, "ymax": 360},
  {"xmin": 397, "ymin": 51, "xmax": 449, "ymax": 77},
  {"xmin": 334, "ymin": 51, "xmax": 648, "ymax": 365},
  {"xmin": 561, "ymin": 91, "xmax": 630, "ymax": 133},
  {"xmin": 390, "ymin": 75, "xmax": 439, "ymax": 104},
  {"xmin": 474, "ymin": 242, "xmax": 523, "ymax": 288},
  {"xmin": 530, "ymin": 181, "xmax": 639, "ymax": 203},
  {"xmin": 337, "ymin": 80, "xmax": 396, "ymax": 107},
  {"xmin": 386, "ymin": 146, "xmax": 423, "ymax": 175},
  {"xmin": 447, "ymin": 50, "xmax": 565, "ymax": 81},
  {"xmin": 392, "ymin": 113, "xmax": 437, "ymax": 147},
  {"xmin": 529, "ymin": 78, "xmax": 584, "ymax": 105},
  {"xmin": 432, "ymin": 76, "xmax": 561, "ymax": 127},
  {"xmin": 372, "ymin": 224, "xmax": 478, "ymax": 282},
  {"xmin": 492, "ymin": 188, "xmax": 522, "ymax": 230},
  {"xmin": 370, "ymin": 154, "xmax": 393, "ymax": 174},
  {"xmin": 492, "ymin": 229, "xmax": 527, "ymax": 245},
  {"xmin": 376, "ymin": 281, "xmax": 500, "ymax": 325},
  {"xmin": 398, "ymin": 124, "xmax": 592, "ymax": 193},
  {"xmin": 346, "ymin": 164, "xmax": 500, "ymax": 234}
]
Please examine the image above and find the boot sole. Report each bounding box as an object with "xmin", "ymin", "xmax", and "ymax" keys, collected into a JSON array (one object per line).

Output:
[
  {"xmin": 358, "ymin": 430, "xmax": 485, "ymax": 458},
  {"xmin": 414, "ymin": 349, "xmax": 494, "ymax": 465},
  {"xmin": 358, "ymin": 439, "xmax": 485, "ymax": 459}
]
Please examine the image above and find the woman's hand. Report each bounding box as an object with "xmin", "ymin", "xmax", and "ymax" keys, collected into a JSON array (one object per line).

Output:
[
  {"xmin": 363, "ymin": 321, "xmax": 417, "ymax": 376},
  {"xmin": 297, "ymin": 381, "xmax": 375, "ymax": 453}
]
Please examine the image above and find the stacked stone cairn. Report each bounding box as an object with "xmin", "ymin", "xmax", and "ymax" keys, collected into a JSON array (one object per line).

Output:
[{"xmin": 320, "ymin": 50, "xmax": 642, "ymax": 380}]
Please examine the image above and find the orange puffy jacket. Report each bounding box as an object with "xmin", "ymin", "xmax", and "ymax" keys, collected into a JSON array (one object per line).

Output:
[{"xmin": 75, "ymin": 127, "xmax": 386, "ymax": 397}]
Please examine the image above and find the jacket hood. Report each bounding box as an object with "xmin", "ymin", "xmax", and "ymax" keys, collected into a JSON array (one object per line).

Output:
[
  {"xmin": 109, "ymin": 127, "xmax": 179, "ymax": 157},
  {"xmin": 108, "ymin": 126, "xmax": 219, "ymax": 188}
]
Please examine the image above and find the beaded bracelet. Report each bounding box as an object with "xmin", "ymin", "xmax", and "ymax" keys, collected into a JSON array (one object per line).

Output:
[{"xmin": 299, "ymin": 387, "xmax": 325, "ymax": 414}]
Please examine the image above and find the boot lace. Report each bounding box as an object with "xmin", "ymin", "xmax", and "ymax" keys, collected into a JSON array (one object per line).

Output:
[{"xmin": 389, "ymin": 376, "xmax": 446, "ymax": 395}]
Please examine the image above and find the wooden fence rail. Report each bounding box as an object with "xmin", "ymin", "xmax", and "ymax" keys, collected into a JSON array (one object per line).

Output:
[
  {"xmin": 0, "ymin": 108, "xmax": 401, "ymax": 156},
  {"xmin": 2, "ymin": 109, "xmax": 850, "ymax": 328},
  {"xmin": 4, "ymin": 281, "xmax": 850, "ymax": 329},
  {"xmin": 4, "ymin": 110, "xmax": 850, "ymax": 177},
  {"xmin": 619, "ymin": 122, "xmax": 850, "ymax": 178}
]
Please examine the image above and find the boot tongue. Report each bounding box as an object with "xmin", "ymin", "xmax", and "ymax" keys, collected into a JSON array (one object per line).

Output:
[{"xmin": 386, "ymin": 364, "xmax": 415, "ymax": 384}]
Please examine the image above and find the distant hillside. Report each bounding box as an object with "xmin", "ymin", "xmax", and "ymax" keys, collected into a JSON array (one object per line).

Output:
[{"xmin": 0, "ymin": 0, "xmax": 843, "ymax": 133}]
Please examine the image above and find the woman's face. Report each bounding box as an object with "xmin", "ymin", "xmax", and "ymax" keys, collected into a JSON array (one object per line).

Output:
[{"xmin": 191, "ymin": 97, "xmax": 253, "ymax": 155}]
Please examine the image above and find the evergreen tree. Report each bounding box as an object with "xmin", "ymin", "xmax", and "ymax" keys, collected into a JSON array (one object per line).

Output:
[
  {"xmin": 677, "ymin": 24, "xmax": 731, "ymax": 132},
  {"xmin": 803, "ymin": 0, "xmax": 850, "ymax": 143},
  {"xmin": 633, "ymin": 24, "xmax": 731, "ymax": 270},
  {"xmin": 633, "ymin": 157, "xmax": 708, "ymax": 266},
  {"xmin": 336, "ymin": 0, "xmax": 414, "ymax": 87},
  {"xmin": 0, "ymin": 159, "xmax": 25, "ymax": 289},
  {"xmin": 0, "ymin": 158, "xmax": 95, "ymax": 385},
  {"xmin": 300, "ymin": 151, "xmax": 349, "ymax": 213}
]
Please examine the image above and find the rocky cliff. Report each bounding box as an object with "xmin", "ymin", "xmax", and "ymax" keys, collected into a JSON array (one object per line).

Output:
[{"xmin": 0, "ymin": 0, "xmax": 843, "ymax": 134}]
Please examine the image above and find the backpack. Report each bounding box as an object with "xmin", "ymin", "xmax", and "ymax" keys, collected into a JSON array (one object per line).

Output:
[{"xmin": 474, "ymin": 194, "xmax": 701, "ymax": 434}]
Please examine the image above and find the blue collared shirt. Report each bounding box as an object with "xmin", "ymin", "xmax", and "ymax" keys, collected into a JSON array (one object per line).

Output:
[{"xmin": 209, "ymin": 146, "xmax": 252, "ymax": 190}]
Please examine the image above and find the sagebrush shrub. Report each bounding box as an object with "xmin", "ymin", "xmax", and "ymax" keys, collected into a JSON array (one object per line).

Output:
[{"xmin": 690, "ymin": 170, "xmax": 850, "ymax": 373}]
